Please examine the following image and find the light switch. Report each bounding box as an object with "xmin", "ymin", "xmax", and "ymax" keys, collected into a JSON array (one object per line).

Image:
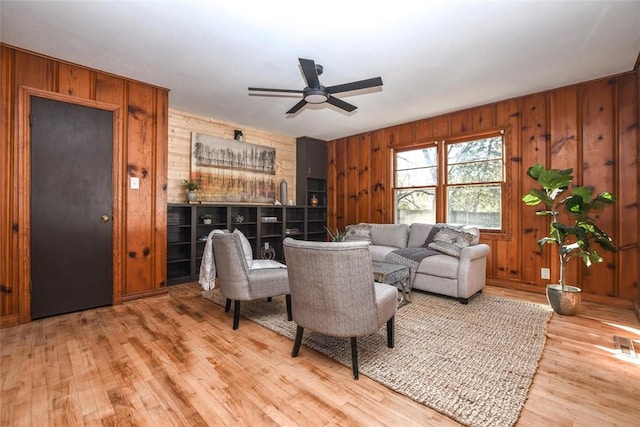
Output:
[
  {"xmin": 541, "ymin": 268, "xmax": 550, "ymax": 279},
  {"xmin": 130, "ymin": 177, "xmax": 140, "ymax": 189}
]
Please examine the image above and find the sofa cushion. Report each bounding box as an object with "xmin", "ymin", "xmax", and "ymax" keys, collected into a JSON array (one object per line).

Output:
[
  {"xmin": 428, "ymin": 226, "xmax": 475, "ymax": 257},
  {"xmin": 416, "ymin": 253, "xmax": 460, "ymax": 279},
  {"xmin": 370, "ymin": 223, "xmax": 409, "ymax": 248},
  {"xmin": 407, "ymin": 223, "xmax": 434, "ymax": 248},
  {"xmin": 368, "ymin": 245, "xmax": 399, "ymax": 262},
  {"xmin": 344, "ymin": 223, "xmax": 373, "ymax": 243}
]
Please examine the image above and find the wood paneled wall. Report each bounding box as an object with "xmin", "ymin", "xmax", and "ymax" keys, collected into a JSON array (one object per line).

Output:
[
  {"xmin": 328, "ymin": 72, "xmax": 639, "ymax": 307},
  {"xmin": 167, "ymin": 109, "xmax": 296, "ymax": 204},
  {"xmin": 0, "ymin": 45, "xmax": 169, "ymax": 327}
]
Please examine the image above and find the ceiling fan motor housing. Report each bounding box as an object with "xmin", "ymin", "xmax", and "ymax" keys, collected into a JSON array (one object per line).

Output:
[{"xmin": 303, "ymin": 87, "xmax": 328, "ymax": 104}]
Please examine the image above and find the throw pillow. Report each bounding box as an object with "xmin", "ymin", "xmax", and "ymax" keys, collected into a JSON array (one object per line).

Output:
[
  {"xmin": 343, "ymin": 223, "xmax": 372, "ymax": 243},
  {"xmin": 233, "ymin": 228, "xmax": 253, "ymax": 261},
  {"xmin": 428, "ymin": 226, "xmax": 475, "ymax": 257},
  {"xmin": 421, "ymin": 224, "xmax": 444, "ymax": 248}
]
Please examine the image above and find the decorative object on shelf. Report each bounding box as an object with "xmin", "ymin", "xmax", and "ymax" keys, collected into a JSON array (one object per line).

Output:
[
  {"xmin": 234, "ymin": 214, "xmax": 245, "ymax": 224},
  {"xmin": 280, "ymin": 179, "xmax": 288, "ymax": 204},
  {"xmin": 181, "ymin": 179, "xmax": 200, "ymax": 202},
  {"xmin": 261, "ymin": 216, "xmax": 278, "ymax": 223},
  {"xmin": 200, "ymin": 214, "xmax": 212, "ymax": 225},
  {"xmin": 261, "ymin": 242, "xmax": 276, "ymax": 260},
  {"xmin": 234, "ymin": 129, "xmax": 244, "ymax": 142},
  {"xmin": 522, "ymin": 163, "xmax": 617, "ymax": 316},
  {"xmin": 310, "ymin": 194, "xmax": 318, "ymax": 206},
  {"xmin": 288, "ymin": 199, "xmax": 294, "ymax": 206}
]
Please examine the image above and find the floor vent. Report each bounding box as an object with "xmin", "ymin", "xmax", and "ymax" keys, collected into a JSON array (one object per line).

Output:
[{"xmin": 613, "ymin": 335, "xmax": 637, "ymax": 358}]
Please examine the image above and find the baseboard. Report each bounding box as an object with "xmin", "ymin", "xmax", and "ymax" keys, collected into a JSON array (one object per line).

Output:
[
  {"xmin": 0, "ymin": 314, "xmax": 20, "ymax": 329},
  {"xmin": 121, "ymin": 287, "xmax": 168, "ymax": 303},
  {"xmin": 486, "ymin": 278, "xmax": 634, "ymax": 310}
]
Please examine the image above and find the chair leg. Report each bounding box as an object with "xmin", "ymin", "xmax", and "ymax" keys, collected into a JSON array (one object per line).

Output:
[
  {"xmin": 225, "ymin": 298, "xmax": 231, "ymax": 312},
  {"xmin": 267, "ymin": 297, "xmax": 272, "ymax": 302},
  {"xmin": 458, "ymin": 297, "xmax": 469, "ymax": 304},
  {"xmin": 292, "ymin": 325, "xmax": 304, "ymax": 357},
  {"xmin": 285, "ymin": 294, "xmax": 292, "ymax": 321},
  {"xmin": 387, "ymin": 316, "xmax": 395, "ymax": 348},
  {"xmin": 232, "ymin": 300, "xmax": 241, "ymax": 330},
  {"xmin": 350, "ymin": 337, "xmax": 359, "ymax": 380}
]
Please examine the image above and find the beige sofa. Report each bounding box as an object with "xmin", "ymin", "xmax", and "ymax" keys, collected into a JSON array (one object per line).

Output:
[{"xmin": 350, "ymin": 223, "xmax": 490, "ymax": 304}]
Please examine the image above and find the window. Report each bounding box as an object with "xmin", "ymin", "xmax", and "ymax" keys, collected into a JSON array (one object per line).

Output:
[
  {"xmin": 395, "ymin": 146, "xmax": 438, "ymax": 225},
  {"xmin": 394, "ymin": 132, "xmax": 505, "ymax": 230}
]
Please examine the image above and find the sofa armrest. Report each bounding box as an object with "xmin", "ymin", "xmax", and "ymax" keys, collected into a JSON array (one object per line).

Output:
[
  {"xmin": 457, "ymin": 243, "xmax": 490, "ymax": 299},
  {"xmin": 459, "ymin": 243, "xmax": 490, "ymax": 262}
]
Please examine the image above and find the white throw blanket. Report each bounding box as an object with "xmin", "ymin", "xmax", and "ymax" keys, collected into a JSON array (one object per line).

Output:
[{"xmin": 198, "ymin": 229, "xmax": 224, "ymax": 290}]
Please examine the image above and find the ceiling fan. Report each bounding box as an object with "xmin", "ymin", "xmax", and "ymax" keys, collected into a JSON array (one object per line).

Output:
[{"xmin": 248, "ymin": 58, "xmax": 383, "ymax": 114}]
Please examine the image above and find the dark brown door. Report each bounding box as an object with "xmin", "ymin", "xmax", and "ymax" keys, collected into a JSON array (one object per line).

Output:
[{"xmin": 30, "ymin": 96, "xmax": 113, "ymax": 319}]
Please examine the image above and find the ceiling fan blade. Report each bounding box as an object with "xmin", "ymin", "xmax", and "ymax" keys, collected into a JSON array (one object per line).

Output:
[
  {"xmin": 248, "ymin": 87, "xmax": 303, "ymax": 94},
  {"xmin": 286, "ymin": 99, "xmax": 307, "ymax": 114},
  {"xmin": 326, "ymin": 77, "xmax": 383, "ymax": 94},
  {"xmin": 326, "ymin": 96, "xmax": 357, "ymax": 112},
  {"xmin": 299, "ymin": 58, "xmax": 320, "ymax": 88}
]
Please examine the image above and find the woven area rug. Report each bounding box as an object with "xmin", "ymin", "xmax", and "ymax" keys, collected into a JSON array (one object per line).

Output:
[{"xmin": 202, "ymin": 289, "xmax": 552, "ymax": 427}]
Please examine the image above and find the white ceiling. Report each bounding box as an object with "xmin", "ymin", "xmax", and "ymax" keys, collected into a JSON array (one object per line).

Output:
[{"xmin": 1, "ymin": 1, "xmax": 639, "ymax": 141}]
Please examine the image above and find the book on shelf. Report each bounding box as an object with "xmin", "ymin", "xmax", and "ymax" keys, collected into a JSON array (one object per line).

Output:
[{"xmin": 260, "ymin": 216, "xmax": 279, "ymax": 223}]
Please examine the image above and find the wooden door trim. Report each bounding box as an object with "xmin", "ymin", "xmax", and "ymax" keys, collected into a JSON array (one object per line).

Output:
[{"xmin": 17, "ymin": 86, "xmax": 123, "ymax": 323}]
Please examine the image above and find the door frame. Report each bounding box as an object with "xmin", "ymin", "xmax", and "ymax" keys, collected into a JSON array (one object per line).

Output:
[{"xmin": 18, "ymin": 86, "xmax": 123, "ymax": 323}]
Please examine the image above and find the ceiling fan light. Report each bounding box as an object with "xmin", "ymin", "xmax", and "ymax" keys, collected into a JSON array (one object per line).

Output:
[{"xmin": 304, "ymin": 88, "xmax": 328, "ymax": 104}]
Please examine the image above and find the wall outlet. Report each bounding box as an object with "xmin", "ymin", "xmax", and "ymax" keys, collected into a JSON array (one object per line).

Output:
[
  {"xmin": 541, "ymin": 268, "xmax": 550, "ymax": 280},
  {"xmin": 130, "ymin": 176, "xmax": 140, "ymax": 189}
]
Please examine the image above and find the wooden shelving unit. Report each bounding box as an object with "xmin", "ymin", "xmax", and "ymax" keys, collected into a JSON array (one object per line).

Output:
[{"xmin": 167, "ymin": 204, "xmax": 327, "ymax": 285}]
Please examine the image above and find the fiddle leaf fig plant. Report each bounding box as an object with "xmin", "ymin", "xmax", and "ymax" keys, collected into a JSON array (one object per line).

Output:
[{"xmin": 522, "ymin": 163, "xmax": 617, "ymax": 290}]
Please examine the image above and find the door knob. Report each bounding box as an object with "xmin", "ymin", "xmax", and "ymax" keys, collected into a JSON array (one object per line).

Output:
[{"xmin": 101, "ymin": 214, "xmax": 110, "ymax": 223}]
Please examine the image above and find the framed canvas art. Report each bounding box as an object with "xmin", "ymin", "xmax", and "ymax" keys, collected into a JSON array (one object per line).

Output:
[{"xmin": 191, "ymin": 132, "xmax": 276, "ymax": 203}]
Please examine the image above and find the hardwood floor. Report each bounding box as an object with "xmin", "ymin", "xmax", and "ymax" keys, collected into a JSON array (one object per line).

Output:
[{"xmin": 1, "ymin": 283, "xmax": 639, "ymax": 426}]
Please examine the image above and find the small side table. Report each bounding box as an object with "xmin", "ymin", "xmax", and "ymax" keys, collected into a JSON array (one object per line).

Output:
[{"xmin": 371, "ymin": 260, "xmax": 411, "ymax": 306}]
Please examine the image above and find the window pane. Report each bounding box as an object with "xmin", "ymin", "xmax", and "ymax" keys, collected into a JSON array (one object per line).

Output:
[
  {"xmin": 396, "ymin": 147, "xmax": 437, "ymax": 170},
  {"xmin": 397, "ymin": 166, "xmax": 437, "ymax": 186},
  {"xmin": 447, "ymin": 185, "xmax": 502, "ymax": 229},
  {"xmin": 395, "ymin": 188, "xmax": 435, "ymax": 224},
  {"xmin": 448, "ymin": 136, "xmax": 502, "ymax": 163},
  {"xmin": 448, "ymin": 159, "xmax": 503, "ymax": 184}
]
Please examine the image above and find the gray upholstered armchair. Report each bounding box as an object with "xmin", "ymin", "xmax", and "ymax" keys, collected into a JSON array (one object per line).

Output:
[
  {"xmin": 211, "ymin": 232, "xmax": 292, "ymax": 330},
  {"xmin": 282, "ymin": 238, "xmax": 397, "ymax": 379}
]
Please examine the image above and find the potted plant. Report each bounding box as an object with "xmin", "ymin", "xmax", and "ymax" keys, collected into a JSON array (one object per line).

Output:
[
  {"xmin": 200, "ymin": 214, "xmax": 212, "ymax": 225},
  {"xmin": 522, "ymin": 163, "xmax": 617, "ymax": 315},
  {"xmin": 181, "ymin": 179, "xmax": 200, "ymax": 202},
  {"xmin": 325, "ymin": 226, "xmax": 345, "ymax": 242}
]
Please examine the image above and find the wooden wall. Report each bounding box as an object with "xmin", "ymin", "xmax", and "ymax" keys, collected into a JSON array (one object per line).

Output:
[
  {"xmin": 167, "ymin": 110, "xmax": 296, "ymax": 204},
  {"xmin": 0, "ymin": 45, "xmax": 169, "ymax": 327},
  {"xmin": 328, "ymin": 71, "xmax": 639, "ymax": 308}
]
